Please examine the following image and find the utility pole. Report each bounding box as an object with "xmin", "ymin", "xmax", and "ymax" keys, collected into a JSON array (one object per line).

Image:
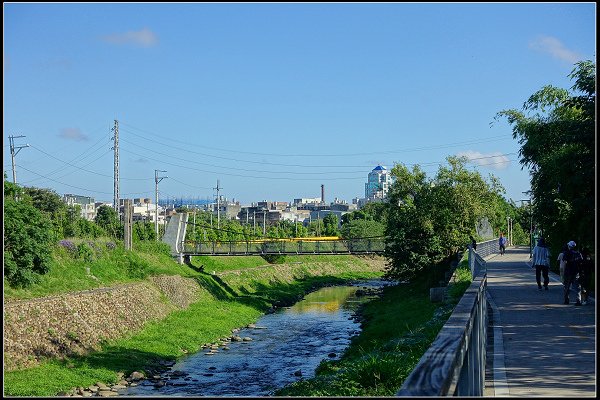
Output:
[
  {"xmin": 521, "ymin": 194, "xmax": 533, "ymax": 257},
  {"xmin": 155, "ymin": 169, "xmax": 168, "ymax": 239},
  {"xmin": 214, "ymin": 180, "xmax": 222, "ymax": 229},
  {"xmin": 124, "ymin": 199, "xmax": 133, "ymax": 250},
  {"xmin": 111, "ymin": 120, "xmax": 120, "ymax": 214},
  {"xmin": 253, "ymin": 210, "xmax": 256, "ymax": 235},
  {"xmin": 263, "ymin": 210, "xmax": 266, "ymax": 236},
  {"xmin": 317, "ymin": 210, "xmax": 321, "ymax": 237},
  {"xmin": 506, "ymin": 216, "xmax": 510, "ymax": 247},
  {"xmin": 9, "ymin": 135, "xmax": 29, "ymax": 184}
]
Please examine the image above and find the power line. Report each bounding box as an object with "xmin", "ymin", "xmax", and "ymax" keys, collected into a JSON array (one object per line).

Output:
[
  {"xmin": 17, "ymin": 165, "xmax": 154, "ymax": 197},
  {"xmin": 18, "ymin": 124, "xmax": 110, "ymax": 172},
  {"xmin": 22, "ymin": 133, "xmax": 112, "ymax": 185},
  {"xmin": 27, "ymin": 145, "xmax": 148, "ymax": 181},
  {"xmin": 167, "ymin": 176, "xmax": 213, "ymax": 190},
  {"xmin": 119, "ymin": 121, "xmax": 511, "ymax": 158},
  {"xmin": 120, "ymin": 139, "xmax": 516, "ymax": 180},
  {"xmin": 121, "ymin": 147, "xmax": 366, "ymax": 180},
  {"xmin": 119, "ymin": 137, "xmax": 369, "ymax": 175}
]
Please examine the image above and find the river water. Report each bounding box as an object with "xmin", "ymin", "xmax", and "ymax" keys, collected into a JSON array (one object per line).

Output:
[{"xmin": 122, "ymin": 279, "xmax": 389, "ymax": 397}]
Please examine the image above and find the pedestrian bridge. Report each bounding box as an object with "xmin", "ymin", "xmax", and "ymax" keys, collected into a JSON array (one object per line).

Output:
[
  {"xmin": 181, "ymin": 237, "xmax": 386, "ymax": 256},
  {"xmin": 162, "ymin": 213, "xmax": 385, "ymax": 257}
]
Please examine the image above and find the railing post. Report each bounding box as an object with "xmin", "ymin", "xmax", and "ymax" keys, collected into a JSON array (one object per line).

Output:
[{"xmin": 468, "ymin": 245, "xmax": 474, "ymax": 279}]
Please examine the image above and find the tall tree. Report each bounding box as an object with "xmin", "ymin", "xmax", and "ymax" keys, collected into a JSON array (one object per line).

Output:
[
  {"xmin": 94, "ymin": 205, "xmax": 122, "ymax": 239},
  {"xmin": 4, "ymin": 181, "xmax": 56, "ymax": 287},
  {"xmin": 495, "ymin": 60, "xmax": 595, "ymax": 256},
  {"xmin": 384, "ymin": 157, "xmax": 502, "ymax": 283},
  {"xmin": 322, "ymin": 213, "xmax": 340, "ymax": 236}
]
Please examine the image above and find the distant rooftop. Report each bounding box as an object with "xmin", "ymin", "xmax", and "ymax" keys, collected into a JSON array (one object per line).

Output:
[{"xmin": 372, "ymin": 165, "xmax": 387, "ymax": 171}]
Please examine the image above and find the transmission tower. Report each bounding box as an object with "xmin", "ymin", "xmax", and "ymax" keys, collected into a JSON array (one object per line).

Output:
[
  {"xmin": 214, "ymin": 179, "xmax": 222, "ymax": 229},
  {"xmin": 111, "ymin": 120, "xmax": 120, "ymax": 214}
]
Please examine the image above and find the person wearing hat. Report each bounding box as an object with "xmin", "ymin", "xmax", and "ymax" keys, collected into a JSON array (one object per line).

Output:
[
  {"xmin": 532, "ymin": 237, "xmax": 551, "ymax": 290},
  {"xmin": 563, "ymin": 240, "xmax": 583, "ymax": 305}
]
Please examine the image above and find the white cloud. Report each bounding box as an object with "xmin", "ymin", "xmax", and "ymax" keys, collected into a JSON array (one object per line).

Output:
[
  {"xmin": 456, "ymin": 151, "xmax": 510, "ymax": 170},
  {"xmin": 58, "ymin": 128, "xmax": 88, "ymax": 141},
  {"xmin": 101, "ymin": 28, "xmax": 158, "ymax": 48},
  {"xmin": 529, "ymin": 35, "xmax": 582, "ymax": 64}
]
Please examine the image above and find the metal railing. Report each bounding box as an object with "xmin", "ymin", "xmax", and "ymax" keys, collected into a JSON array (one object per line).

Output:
[
  {"xmin": 181, "ymin": 238, "xmax": 386, "ymax": 256},
  {"xmin": 398, "ymin": 247, "xmax": 487, "ymax": 396},
  {"xmin": 473, "ymin": 238, "xmax": 500, "ymax": 259}
]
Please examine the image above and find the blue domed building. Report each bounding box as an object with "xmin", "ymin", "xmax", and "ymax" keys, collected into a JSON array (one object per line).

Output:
[{"xmin": 365, "ymin": 165, "xmax": 395, "ymax": 200}]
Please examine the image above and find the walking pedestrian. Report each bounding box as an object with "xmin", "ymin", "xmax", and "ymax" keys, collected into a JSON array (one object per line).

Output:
[
  {"xmin": 532, "ymin": 237, "xmax": 550, "ymax": 290},
  {"xmin": 563, "ymin": 241, "xmax": 583, "ymax": 305},
  {"xmin": 557, "ymin": 244, "xmax": 569, "ymax": 285},
  {"xmin": 470, "ymin": 235, "xmax": 477, "ymax": 251},
  {"xmin": 499, "ymin": 233, "xmax": 507, "ymax": 255},
  {"xmin": 579, "ymin": 247, "xmax": 593, "ymax": 305}
]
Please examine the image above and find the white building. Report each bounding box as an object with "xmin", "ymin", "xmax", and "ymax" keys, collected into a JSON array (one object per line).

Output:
[
  {"xmin": 63, "ymin": 194, "xmax": 96, "ymax": 221},
  {"xmin": 364, "ymin": 165, "xmax": 395, "ymax": 200}
]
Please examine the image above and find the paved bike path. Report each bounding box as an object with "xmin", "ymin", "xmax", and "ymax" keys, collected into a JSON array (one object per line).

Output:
[{"xmin": 484, "ymin": 246, "xmax": 596, "ymax": 397}]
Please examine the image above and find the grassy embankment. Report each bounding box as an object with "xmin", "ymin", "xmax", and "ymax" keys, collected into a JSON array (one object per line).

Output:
[
  {"xmin": 274, "ymin": 255, "xmax": 473, "ymax": 396},
  {"xmin": 3, "ymin": 238, "xmax": 384, "ymax": 396}
]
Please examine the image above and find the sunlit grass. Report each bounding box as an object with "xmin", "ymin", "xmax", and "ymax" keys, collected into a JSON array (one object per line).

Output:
[
  {"xmin": 274, "ymin": 258, "xmax": 473, "ymax": 397},
  {"xmin": 4, "ymin": 250, "xmax": 385, "ymax": 397}
]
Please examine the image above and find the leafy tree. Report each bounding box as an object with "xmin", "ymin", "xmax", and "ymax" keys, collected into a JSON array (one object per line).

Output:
[
  {"xmin": 76, "ymin": 217, "xmax": 105, "ymax": 238},
  {"xmin": 94, "ymin": 205, "xmax": 122, "ymax": 239},
  {"xmin": 322, "ymin": 213, "xmax": 340, "ymax": 236},
  {"xmin": 133, "ymin": 221, "xmax": 156, "ymax": 241},
  {"xmin": 341, "ymin": 201, "xmax": 388, "ymax": 224},
  {"xmin": 385, "ymin": 157, "xmax": 503, "ymax": 283},
  {"xmin": 3, "ymin": 173, "xmax": 23, "ymax": 199},
  {"xmin": 340, "ymin": 219, "xmax": 385, "ymax": 239},
  {"xmin": 4, "ymin": 197, "xmax": 56, "ymax": 287},
  {"xmin": 293, "ymin": 222, "xmax": 308, "ymax": 237},
  {"xmin": 22, "ymin": 186, "xmax": 66, "ymax": 216},
  {"xmin": 307, "ymin": 219, "xmax": 324, "ymax": 237},
  {"xmin": 495, "ymin": 60, "xmax": 595, "ymax": 257}
]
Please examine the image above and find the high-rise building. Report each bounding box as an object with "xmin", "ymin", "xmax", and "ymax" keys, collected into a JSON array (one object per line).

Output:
[{"xmin": 364, "ymin": 165, "xmax": 395, "ymax": 200}]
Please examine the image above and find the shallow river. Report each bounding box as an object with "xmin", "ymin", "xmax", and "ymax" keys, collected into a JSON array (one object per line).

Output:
[{"xmin": 122, "ymin": 279, "xmax": 389, "ymax": 397}]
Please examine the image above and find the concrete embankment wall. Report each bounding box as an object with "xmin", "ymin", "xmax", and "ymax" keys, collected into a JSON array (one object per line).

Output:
[{"xmin": 3, "ymin": 275, "xmax": 200, "ymax": 372}]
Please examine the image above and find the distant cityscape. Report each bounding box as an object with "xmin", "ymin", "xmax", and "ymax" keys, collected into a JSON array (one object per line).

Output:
[{"xmin": 62, "ymin": 165, "xmax": 396, "ymax": 227}]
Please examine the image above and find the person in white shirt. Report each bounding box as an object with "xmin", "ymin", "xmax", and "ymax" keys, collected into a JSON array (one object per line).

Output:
[
  {"xmin": 532, "ymin": 237, "xmax": 551, "ymax": 290},
  {"xmin": 556, "ymin": 244, "xmax": 568, "ymax": 285}
]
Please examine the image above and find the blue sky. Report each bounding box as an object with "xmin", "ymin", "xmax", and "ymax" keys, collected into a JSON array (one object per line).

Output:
[{"xmin": 3, "ymin": 2, "xmax": 596, "ymax": 205}]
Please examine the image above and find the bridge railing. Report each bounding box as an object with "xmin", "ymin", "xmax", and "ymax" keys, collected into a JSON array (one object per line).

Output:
[
  {"xmin": 474, "ymin": 238, "xmax": 500, "ymax": 259},
  {"xmin": 397, "ymin": 247, "xmax": 487, "ymax": 396},
  {"xmin": 181, "ymin": 238, "xmax": 386, "ymax": 255}
]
